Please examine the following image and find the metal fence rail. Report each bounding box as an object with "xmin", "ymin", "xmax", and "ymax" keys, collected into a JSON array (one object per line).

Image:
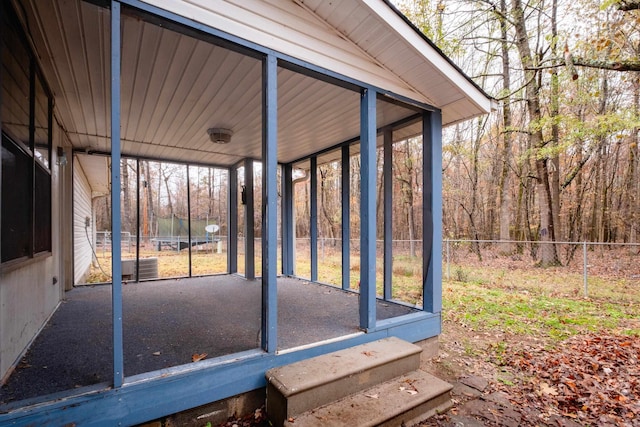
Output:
[
  {"xmin": 443, "ymin": 239, "xmax": 640, "ymax": 298},
  {"xmin": 92, "ymin": 233, "xmax": 638, "ymax": 298}
]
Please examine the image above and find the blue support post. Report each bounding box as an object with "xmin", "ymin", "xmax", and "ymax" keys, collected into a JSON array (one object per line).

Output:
[
  {"xmin": 228, "ymin": 166, "xmax": 238, "ymax": 273},
  {"xmin": 261, "ymin": 54, "xmax": 278, "ymax": 352},
  {"xmin": 422, "ymin": 110, "xmax": 443, "ymax": 314},
  {"xmin": 187, "ymin": 165, "xmax": 192, "ymax": 277},
  {"xmin": 110, "ymin": 0, "xmax": 124, "ymax": 388},
  {"xmin": 135, "ymin": 159, "xmax": 140, "ymax": 282},
  {"xmin": 341, "ymin": 145, "xmax": 351, "ymax": 290},
  {"xmin": 383, "ymin": 128, "xmax": 393, "ymax": 301},
  {"xmin": 360, "ymin": 88, "xmax": 377, "ymax": 330},
  {"xmin": 245, "ymin": 159, "xmax": 255, "ymax": 280},
  {"xmin": 282, "ymin": 164, "xmax": 294, "ymax": 276},
  {"xmin": 310, "ymin": 156, "xmax": 318, "ymax": 282}
]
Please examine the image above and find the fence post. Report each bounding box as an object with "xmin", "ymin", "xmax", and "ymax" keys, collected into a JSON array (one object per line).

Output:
[
  {"xmin": 446, "ymin": 238, "xmax": 450, "ymax": 281},
  {"xmin": 583, "ymin": 241, "xmax": 588, "ymax": 298}
]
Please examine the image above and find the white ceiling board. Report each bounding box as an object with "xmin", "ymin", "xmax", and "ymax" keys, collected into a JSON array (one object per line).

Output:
[{"xmin": 23, "ymin": 0, "xmax": 491, "ymax": 169}]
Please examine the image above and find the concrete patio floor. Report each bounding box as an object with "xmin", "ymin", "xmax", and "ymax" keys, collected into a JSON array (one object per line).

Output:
[{"xmin": 0, "ymin": 275, "xmax": 416, "ymax": 406}]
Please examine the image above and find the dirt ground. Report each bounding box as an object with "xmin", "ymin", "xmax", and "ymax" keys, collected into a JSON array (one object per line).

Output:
[
  {"xmin": 215, "ymin": 318, "xmax": 639, "ymax": 427},
  {"xmin": 418, "ymin": 321, "xmax": 639, "ymax": 427}
]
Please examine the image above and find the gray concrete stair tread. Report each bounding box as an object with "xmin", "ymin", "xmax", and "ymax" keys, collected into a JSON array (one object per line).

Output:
[
  {"xmin": 283, "ymin": 370, "xmax": 453, "ymax": 427},
  {"xmin": 267, "ymin": 337, "xmax": 421, "ymax": 397}
]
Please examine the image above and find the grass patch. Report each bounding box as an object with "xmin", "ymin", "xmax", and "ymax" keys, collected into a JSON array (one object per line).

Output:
[
  {"xmin": 443, "ymin": 280, "xmax": 640, "ymax": 340},
  {"xmin": 88, "ymin": 248, "xmax": 640, "ymax": 341}
]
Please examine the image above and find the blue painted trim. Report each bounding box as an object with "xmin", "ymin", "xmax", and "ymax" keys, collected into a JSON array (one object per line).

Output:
[
  {"xmin": 135, "ymin": 159, "xmax": 141, "ymax": 282},
  {"xmin": 79, "ymin": 149, "xmax": 235, "ymax": 170},
  {"xmin": 383, "ymin": 128, "xmax": 393, "ymax": 301},
  {"xmin": 310, "ymin": 156, "xmax": 318, "ymax": 282},
  {"xmin": 422, "ymin": 111, "xmax": 443, "ymax": 314},
  {"xmin": 228, "ymin": 166, "xmax": 238, "ymax": 274},
  {"xmin": 0, "ymin": 314, "xmax": 441, "ymax": 427},
  {"xmin": 282, "ymin": 164, "xmax": 294, "ymax": 276},
  {"xmin": 110, "ymin": 0, "xmax": 124, "ymax": 388},
  {"xmin": 244, "ymin": 159, "xmax": 255, "ymax": 280},
  {"xmin": 378, "ymin": 90, "xmax": 436, "ymax": 114},
  {"xmin": 360, "ymin": 88, "xmax": 377, "ymax": 330},
  {"xmin": 375, "ymin": 311, "xmax": 436, "ymax": 329},
  {"xmin": 262, "ymin": 54, "xmax": 278, "ymax": 353},
  {"xmin": 341, "ymin": 145, "xmax": 351, "ymax": 291},
  {"xmin": 387, "ymin": 314, "xmax": 441, "ymax": 343},
  {"xmin": 287, "ymin": 113, "xmax": 422, "ymax": 167},
  {"xmin": 186, "ymin": 165, "xmax": 192, "ymax": 277}
]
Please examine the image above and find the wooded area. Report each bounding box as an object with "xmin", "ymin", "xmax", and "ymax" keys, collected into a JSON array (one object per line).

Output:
[
  {"xmin": 398, "ymin": 0, "xmax": 639, "ymax": 265},
  {"xmin": 93, "ymin": 0, "xmax": 638, "ymax": 269}
]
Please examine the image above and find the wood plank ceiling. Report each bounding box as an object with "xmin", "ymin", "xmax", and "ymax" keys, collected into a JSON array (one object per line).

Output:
[{"xmin": 24, "ymin": 0, "xmax": 419, "ymax": 168}]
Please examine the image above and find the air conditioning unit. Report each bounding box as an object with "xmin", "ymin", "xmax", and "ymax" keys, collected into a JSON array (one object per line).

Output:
[
  {"xmin": 138, "ymin": 257, "xmax": 159, "ymax": 280},
  {"xmin": 121, "ymin": 258, "xmax": 158, "ymax": 281},
  {"xmin": 122, "ymin": 259, "xmax": 135, "ymax": 279}
]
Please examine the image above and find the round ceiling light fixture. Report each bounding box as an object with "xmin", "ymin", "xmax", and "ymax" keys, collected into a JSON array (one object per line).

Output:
[{"xmin": 207, "ymin": 128, "xmax": 233, "ymax": 144}]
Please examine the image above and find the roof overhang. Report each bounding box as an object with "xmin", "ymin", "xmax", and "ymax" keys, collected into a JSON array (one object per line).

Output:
[{"xmin": 21, "ymin": 0, "xmax": 493, "ymax": 167}]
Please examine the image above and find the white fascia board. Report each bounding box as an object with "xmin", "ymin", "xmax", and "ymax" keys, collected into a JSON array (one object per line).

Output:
[{"xmin": 360, "ymin": 0, "xmax": 494, "ymax": 115}]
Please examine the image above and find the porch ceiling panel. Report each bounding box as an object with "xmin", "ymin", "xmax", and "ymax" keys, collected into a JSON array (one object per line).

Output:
[
  {"xmin": 23, "ymin": 0, "xmax": 491, "ymax": 168},
  {"xmin": 141, "ymin": 0, "xmax": 428, "ymax": 103},
  {"xmin": 22, "ymin": 0, "xmax": 111, "ymax": 153}
]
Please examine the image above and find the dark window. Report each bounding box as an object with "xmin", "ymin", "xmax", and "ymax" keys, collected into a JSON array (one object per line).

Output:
[
  {"xmin": 1, "ymin": 2, "xmax": 52, "ymax": 264},
  {"xmin": 35, "ymin": 162, "xmax": 52, "ymax": 253},
  {"xmin": 1, "ymin": 135, "xmax": 31, "ymax": 261}
]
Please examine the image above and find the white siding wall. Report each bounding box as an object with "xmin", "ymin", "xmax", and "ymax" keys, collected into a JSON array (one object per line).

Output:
[
  {"xmin": 73, "ymin": 159, "xmax": 93, "ymax": 285},
  {"xmin": 0, "ymin": 126, "xmax": 65, "ymax": 382}
]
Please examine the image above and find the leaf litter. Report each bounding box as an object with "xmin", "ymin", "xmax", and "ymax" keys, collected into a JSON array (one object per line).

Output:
[
  {"xmin": 421, "ymin": 331, "xmax": 640, "ymax": 426},
  {"xmin": 501, "ymin": 334, "xmax": 640, "ymax": 426}
]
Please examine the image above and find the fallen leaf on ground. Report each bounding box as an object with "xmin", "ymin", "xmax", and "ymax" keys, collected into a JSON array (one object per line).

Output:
[
  {"xmin": 539, "ymin": 382, "xmax": 558, "ymax": 396},
  {"xmin": 192, "ymin": 353, "xmax": 207, "ymax": 362}
]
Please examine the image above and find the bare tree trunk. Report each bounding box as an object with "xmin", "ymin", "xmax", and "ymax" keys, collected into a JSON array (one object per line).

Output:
[
  {"xmin": 511, "ymin": 0, "xmax": 559, "ymax": 266},
  {"xmin": 320, "ymin": 167, "xmax": 336, "ymax": 240},
  {"xmin": 498, "ymin": 0, "xmax": 513, "ymax": 253},
  {"xmin": 627, "ymin": 77, "xmax": 639, "ymax": 243},
  {"xmin": 394, "ymin": 141, "xmax": 417, "ymax": 257},
  {"xmin": 122, "ymin": 159, "xmax": 132, "ymax": 234},
  {"xmin": 162, "ymin": 166, "xmax": 174, "ymax": 217},
  {"xmin": 375, "ymin": 153, "xmax": 384, "ymax": 237},
  {"xmin": 550, "ymin": 0, "xmax": 562, "ymax": 241},
  {"xmin": 469, "ymin": 121, "xmax": 482, "ymax": 259},
  {"xmin": 142, "ymin": 161, "xmax": 154, "ymax": 238},
  {"xmin": 589, "ymin": 75, "xmax": 609, "ymax": 241}
]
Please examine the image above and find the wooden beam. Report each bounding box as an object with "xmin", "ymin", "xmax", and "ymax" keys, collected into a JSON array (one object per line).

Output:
[
  {"xmin": 245, "ymin": 159, "xmax": 255, "ymax": 280},
  {"xmin": 110, "ymin": 0, "xmax": 124, "ymax": 388},
  {"xmin": 310, "ymin": 156, "xmax": 318, "ymax": 282},
  {"xmin": 359, "ymin": 88, "xmax": 377, "ymax": 330},
  {"xmin": 383, "ymin": 127, "xmax": 393, "ymax": 301},
  {"xmin": 341, "ymin": 145, "xmax": 351, "ymax": 290},
  {"xmin": 261, "ymin": 54, "xmax": 278, "ymax": 352},
  {"xmin": 422, "ymin": 110, "xmax": 443, "ymax": 315}
]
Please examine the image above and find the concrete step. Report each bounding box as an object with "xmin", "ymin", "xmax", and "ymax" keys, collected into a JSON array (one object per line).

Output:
[
  {"xmin": 283, "ymin": 370, "xmax": 453, "ymax": 427},
  {"xmin": 266, "ymin": 337, "xmax": 423, "ymax": 427}
]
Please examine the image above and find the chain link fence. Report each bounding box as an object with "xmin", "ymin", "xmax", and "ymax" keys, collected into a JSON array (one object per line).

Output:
[
  {"xmin": 444, "ymin": 239, "xmax": 640, "ymax": 298},
  {"xmin": 92, "ymin": 233, "xmax": 639, "ymax": 299}
]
